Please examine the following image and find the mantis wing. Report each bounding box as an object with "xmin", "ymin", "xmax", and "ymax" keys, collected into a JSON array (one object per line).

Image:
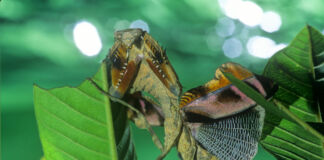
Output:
[{"xmin": 180, "ymin": 63, "xmax": 276, "ymax": 160}]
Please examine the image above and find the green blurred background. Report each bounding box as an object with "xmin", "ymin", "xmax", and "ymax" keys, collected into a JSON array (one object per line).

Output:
[{"xmin": 1, "ymin": 0, "xmax": 324, "ymax": 159}]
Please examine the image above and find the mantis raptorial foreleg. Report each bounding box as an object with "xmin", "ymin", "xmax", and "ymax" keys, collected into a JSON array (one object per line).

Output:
[
  {"xmin": 156, "ymin": 95, "xmax": 183, "ymax": 160},
  {"xmin": 88, "ymin": 78, "xmax": 163, "ymax": 151},
  {"xmin": 176, "ymin": 123, "xmax": 197, "ymax": 160}
]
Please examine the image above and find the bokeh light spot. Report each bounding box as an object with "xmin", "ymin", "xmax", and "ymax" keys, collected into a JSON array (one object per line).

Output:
[
  {"xmin": 260, "ymin": 11, "xmax": 282, "ymax": 33},
  {"xmin": 218, "ymin": 0, "xmax": 242, "ymax": 19},
  {"xmin": 219, "ymin": 0, "xmax": 263, "ymax": 27},
  {"xmin": 130, "ymin": 19, "xmax": 150, "ymax": 33},
  {"xmin": 247, "ymin": 36, "xmax": 286, "ymax": 58},
  {"xmin": 73, "ymin": 21, "xmax": 102, "ymax": 56},
  {"xmin": 216, "ymin": 17, "xmax": 236, "ymax": 37},
  {"xmin": 238, "ymin": 1, "xmax": 263, "ymax": 27},
  {"xmin": 222, "ymin": 38, "xmax": 242, "ymax": 58}
]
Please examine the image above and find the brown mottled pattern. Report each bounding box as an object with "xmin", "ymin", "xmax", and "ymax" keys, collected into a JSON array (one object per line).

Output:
[
  {"xmin": 117, "ymin": 62, "xmax": 137, "ymax": 96},
  {"xmin": 217, "ymin": 87, "xmax": 241, "ymax": 103},
  {"xmin": 180, "ymin": 63, "xmax": 254, "ymax": 108},
  {"xmin": 130, "ymin": 60, "xmax": 182, "ymax": 160},
  {"xmin": 146, "ymin": 59, "xmax": 170, "ymax": 88},
  {"xmin": 143, "ymin": 33, "xmax": 182, "ymax": 96}
]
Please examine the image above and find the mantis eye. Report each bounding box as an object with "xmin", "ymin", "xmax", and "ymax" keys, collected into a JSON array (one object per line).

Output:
[{"xmin": 106, "ymin": 29, "xmax": 146, "ymax": 98}]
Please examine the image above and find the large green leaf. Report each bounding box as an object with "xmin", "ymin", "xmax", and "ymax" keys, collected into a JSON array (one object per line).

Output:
[
  {"xmin": 34, "ymin": 63, "xmax": 136, "ymax": 160},
  {"xmin": 223, "ymin": 72, "xmax": 324, "ymax": 160},
  {"xmin": 261, "ymin": 26, "xmax": 324, "ymax": 159}
]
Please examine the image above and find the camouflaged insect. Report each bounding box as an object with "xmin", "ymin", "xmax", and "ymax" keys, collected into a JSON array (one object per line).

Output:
[
  {"xmin": 104, "ymin": 29, "xmax": 277, "ymax": 160},
  {"xmin": 105, "ymin": 29, "xmax": 183, "ymax": 159}
]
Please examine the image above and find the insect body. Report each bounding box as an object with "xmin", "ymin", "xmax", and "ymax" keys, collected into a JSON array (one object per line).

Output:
[
  {"xmin": 106, "ymin": 29, "xmax": 181, "ymax": 99},
  {"xmin": 105, "ymin": 28, "xmax": 183, "ymax": 159},
  {"xmin": 105, "ymin": 29, "xmax": 276, "ymax": 160}
]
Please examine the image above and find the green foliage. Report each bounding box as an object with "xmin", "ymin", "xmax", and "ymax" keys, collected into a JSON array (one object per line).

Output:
[
  {"xmin": 263, "ymin": 26, "xmax": 323, "ymax": 122},
  {"xmin": 3, "ymin": 1, "xmax": 324, "ymax": 160},
  {"xmin": 33, "ymin": 64, "xmax": 136, "ymax": 160},
  {"xmin": 225, "ymin": 26, "xmax": 324, "ymax": 160},
  {"xmin": 261, "ymin": 26, "xmax": 324, "ymax": 160}
]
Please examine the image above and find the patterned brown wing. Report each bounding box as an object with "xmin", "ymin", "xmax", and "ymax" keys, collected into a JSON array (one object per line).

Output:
[
  {"xmin": 143, "ymin": 33, "xmax": 182, "ymax": 96},
  {"xmin": 106, "ymin": 29, "xmax": 145, "ymax": 98},
  {"xmin": 180, "ymin": 62, "xmax": 275, "ymax": 119},
  {"xmin": 180, "ymin": 62, "xmax": 276, "ymax": 160}
]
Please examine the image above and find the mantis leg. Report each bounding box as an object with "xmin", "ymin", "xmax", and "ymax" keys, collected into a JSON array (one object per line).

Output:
[
  {"xmin": 156, "ymin": 98, "xmax": 183, "ymax": 160},
  {"xmin": 88, "ymin": 78, "xmax": 163, "ymax": 151}
]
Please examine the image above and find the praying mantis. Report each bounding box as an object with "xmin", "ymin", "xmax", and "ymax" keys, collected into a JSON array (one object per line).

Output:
[{"xmin": 93, "ymin": 28, "xmax": 277, "ymax": 160}]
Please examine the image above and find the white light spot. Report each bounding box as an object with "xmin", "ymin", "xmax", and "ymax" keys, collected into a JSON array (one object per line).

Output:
[
  {"xmin": 130, "ymin": 19, "xmax": 150, "ymax": 33},
  {"xmin": 238, "ymin": 1, "xmax": 263, "ymax": 27},
  {"xmin": 73, "ymin": 21, "xmax": 102, "ymax": 56},
  {"xmin": 218, "ymin": 0, "xmax": 263, "ymax": 27},
  {"xmin": 322, "ymin": 29, "xmax": 324, "ymax": 35},
  {"xmin": 260, "ymin": 11, "xmax": 282, "ymax": 33},
  {"xmin": 222, "ymin": 37, "xmax": 242, "ymax": 58},
  {"xmin": 247, "ymin": 36, "xmax": 286, "ymax": 58},
  {"xmin": 218, "ymin": 0, "xmax": 243, "ymax": 19},
  {"xmin": 216, "ymin": 17, "xmax": 236, "ymax": 37}
]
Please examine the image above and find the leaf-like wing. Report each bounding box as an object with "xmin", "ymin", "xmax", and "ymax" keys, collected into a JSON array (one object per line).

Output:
[
  {"xmin": 181, "ymin": 63, "xmax": 274, "ymax": 160},
  {"xmin": 180, "ymin": 62, "xmax": 274, "ymax": 120},
  {"xmin": 34, "ymin": 63, "xmax": 136, "ymax": 160}
]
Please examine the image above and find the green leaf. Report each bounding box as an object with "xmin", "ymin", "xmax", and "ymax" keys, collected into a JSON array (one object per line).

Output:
[
  {"xmin": 34, "ymin": 63, "xmax": 136, "ymax": 160},
  {"xmin": 261, "ymin": 26, "xmax": 324, "ymax": 159},
  {"xmin": 223, "ymin": 72, "xmax": 324, "ymax": 160}
]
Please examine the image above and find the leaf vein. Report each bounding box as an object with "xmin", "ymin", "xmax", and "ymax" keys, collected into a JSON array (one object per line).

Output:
[
  {"xmin": 39, "ymin": 104, "xmax": 109, "ymax": 142},
  {"xmin": 268, "ymin": 135, "xmax": 323, "ymax": 159},
  {"xmin": 276, "ymin": 66, "xmax": 312, "ymax": 88},
  {"xmin": 278, "ymin": 86, "xmax": 314, "ymax": 103},
  {"xmin": 44, "ymin": 138, "xmax": 79, "ymax": 160},
  {"xmin": 74, "ymin": 87, "xmax": 104, "ymax": 104},
  {"xmin": 289, "ymin": 45, "xmax": 308, "ymax": 55},
  {"xmin": 315, "ymin": 51, "xmax": 324, "ymax": 57},
  {"xmin": 282, "ymin": 51, "xmax": 310, "ymax": 71},
  {"xmin": 314, "ymin": 62, "xmax": 324, "ymax": 69},
  {"xmin": 275, "ymin": 126, "xmax": 321, "ymax": 147},
  {"xmin": 46, "ymin": 91, "xmax": 106, "ymax": 126},
  {"xmin": 316, "ymin": 78, "xmax": 324, "ymax": 82},
  {"xmin": 39, "ymin": 119, "xmax": 111, "ymax": 158},
  {"xmin": 261, "ymin": 141, "xmax": 305, "ymax": 160}
]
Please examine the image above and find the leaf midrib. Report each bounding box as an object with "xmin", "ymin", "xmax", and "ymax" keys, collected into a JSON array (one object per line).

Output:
[{"xmin": 99, "ymin": 64, "xmax": 118, "ymax": 160}]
